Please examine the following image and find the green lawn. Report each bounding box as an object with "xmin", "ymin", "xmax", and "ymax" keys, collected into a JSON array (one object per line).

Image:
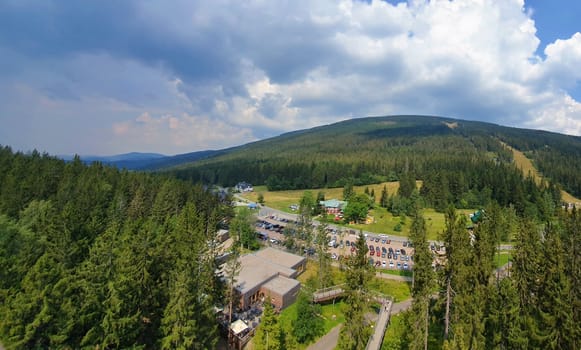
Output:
[
  {"xmin": 368, "ymin": 278, "xmax": 412, "ymax": 303},
  {"xmin": 381, "ymin": 313, "xmax": 406, "ymax": 350},
  {"xmin": 376, "ymin": 268, "xmax": 413, "ymax": 277},
  {"xmin": 241, "ymin": 186, "xmax": 476, "ymax": 240},
  {"xmin": 495, "ymin": 252, "xmax": 512, "ymax": 268},
  {"xmin": 278, "ymin": 299, "xmax": 347, "ymax": 349}
]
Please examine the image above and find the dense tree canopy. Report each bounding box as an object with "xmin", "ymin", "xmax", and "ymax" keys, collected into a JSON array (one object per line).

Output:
[{"xmin": 0, "ymin": 147, "xmax": 232, "ymax": 349}]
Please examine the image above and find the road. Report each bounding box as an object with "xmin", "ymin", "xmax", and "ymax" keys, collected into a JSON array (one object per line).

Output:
[{"xmin": 256, "ymin": 203, "xmax": 514, "ymax": 250}]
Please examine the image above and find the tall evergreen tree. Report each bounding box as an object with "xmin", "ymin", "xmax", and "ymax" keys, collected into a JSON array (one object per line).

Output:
[
  {"xmin": 293, "ymin": 290, "xmax": 324, "ymax": 344},
  {"xmin": 339, "ymin": 232, "xmax": 373, "ymax": 350},
  {"xmin": 406, "ymin": 208, "xmax": 433, "ymax": 350},
  {"xmin": 380, "ymin": 185, "xmax": 389, "ymax": 208},
  {"xmin": 254, "ymin": 301, "xmax": 282, "ymax": 350}
]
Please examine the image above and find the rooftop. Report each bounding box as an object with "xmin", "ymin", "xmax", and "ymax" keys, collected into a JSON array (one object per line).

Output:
[
  {"xmin": 262, "ymin": 276, "xmax": 300, "ymax": 296},
  {"xmin": 233, "ymin": 248, "xmax": 305, "ymax": 295},
  {"xmin": 254, "ymin": 247, "xmax": 306, "ymax": 269}
]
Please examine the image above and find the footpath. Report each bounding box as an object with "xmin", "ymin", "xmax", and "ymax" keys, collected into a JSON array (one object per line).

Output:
[{"xmin": 306, "ymin": 298, "xmax": 413, "ymax": 350}]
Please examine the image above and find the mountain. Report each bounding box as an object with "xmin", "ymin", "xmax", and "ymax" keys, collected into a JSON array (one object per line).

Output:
[
  {"xmin": 160, "ymin": 115, "xmax": 581, "ymax": 201},
  {"xmin": 61, "ymin": 150, "xmax": 223, "ymax": 170}
]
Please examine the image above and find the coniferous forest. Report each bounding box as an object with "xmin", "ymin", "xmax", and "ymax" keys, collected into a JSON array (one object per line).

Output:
[
  {"xmin": 0, "ymin": 147, "xmax": 233, "ymax": 349},
  {"xmin": 0, "ymin": 115, "xmax": 580, "ymax": 349}
]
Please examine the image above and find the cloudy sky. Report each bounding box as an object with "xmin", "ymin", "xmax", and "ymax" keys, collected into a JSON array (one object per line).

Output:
[{"xmin": 1, "ymin": 0, "xmax": 580, "ymax": 156}]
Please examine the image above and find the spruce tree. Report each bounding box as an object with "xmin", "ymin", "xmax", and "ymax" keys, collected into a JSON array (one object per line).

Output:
[
  {"xmin": 406, "ymin": 207, "xmax": 433, "ymax": 350},
  {"xmin": 338, "ymin": 232, "xmax": 373, "ymax": 350}
]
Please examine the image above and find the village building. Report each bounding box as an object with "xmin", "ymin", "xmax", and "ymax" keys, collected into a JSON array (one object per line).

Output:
[
  {"xmin": 232, "ymin": 247, "xmax": 306, "ymax": 311},
  {"xmin": 320, "ymin": 198, "xmax": 347, "ymax": 214},
  {"xmin": 235, "ymin": 181, "xmax": 254, "ymax": 192}
]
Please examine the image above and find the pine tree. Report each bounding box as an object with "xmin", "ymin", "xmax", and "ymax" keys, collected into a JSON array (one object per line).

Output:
[
  {"xmin": 293, "ymin": 290, "xmax": 323, "ymax": 343},
  {"xmin": 338, "ymin": 232, "xmax": 373, "ymax": 350},
  {"xmin": 406, "ymin": 207, "xmax": 433, "ymax": 350},
  {"xmin": 254, "ymin": 300, "xmax": 282, "ymax": 350},
  {"xmin": 380, "ymin": 185, "xmax": 389, "ymax": 208},
  {"xmin": 315, "ymin": 223, "xmax": 332, "ymax": 289}
]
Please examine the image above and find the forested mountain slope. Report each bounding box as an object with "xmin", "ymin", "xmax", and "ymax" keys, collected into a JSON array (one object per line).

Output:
[{"xmin": 165, "ymin": 115, "xmax": 581, "ymax": 200}]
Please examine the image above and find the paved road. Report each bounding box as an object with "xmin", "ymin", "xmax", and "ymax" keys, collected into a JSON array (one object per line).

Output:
[{"xmin": 256, "ymin": 204, "xmax": 514, "ymax": 249}]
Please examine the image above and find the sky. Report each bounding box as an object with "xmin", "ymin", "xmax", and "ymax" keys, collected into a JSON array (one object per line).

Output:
[{"xmin": 0, "ymin": 0, "xmax": 580, "ymax": 156}]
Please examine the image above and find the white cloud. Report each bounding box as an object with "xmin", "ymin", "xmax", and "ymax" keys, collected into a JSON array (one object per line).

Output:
[{"xmin": 1, "ymin": 0, "xmax": 580, "ymax": 155}]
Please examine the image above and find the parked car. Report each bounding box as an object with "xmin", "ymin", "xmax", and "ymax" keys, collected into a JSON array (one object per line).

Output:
[
  {"xmin": 401, "ymin": 249, "xmax": 407, "ymax": 255},
  {"xmin": 389, "ymin": 260, "xmax": 394, "ymax": 268},
  {"xmin": 370, "ymin": 250, "xmax": 375, "ymax": 256},
  {"xmin": 381, "ymin": 252, "xmax": 386, "ymax": 258},
  {"xmin": 397, "ymin": 262, "xmax": 402, "ymax": 269},
  {"xmin": 382, "ymin": 260, "xmax": 387, "ymax": 268},
  {"xmin": 403, "ymin": 262, "xmax": 409, "ymax": 270}
]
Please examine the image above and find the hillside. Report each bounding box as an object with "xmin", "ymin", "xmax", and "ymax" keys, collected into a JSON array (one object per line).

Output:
[{"xmin": 164, "ymin": 115, "xmax": 581, "ymax": 201}]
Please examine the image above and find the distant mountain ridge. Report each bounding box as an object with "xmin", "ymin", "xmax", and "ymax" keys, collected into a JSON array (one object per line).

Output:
[
  {"xmin": 60, "ymin": 150, "xmax": 224, "ymax": 170},
  {"xmin": 158, "ymin": 115, "xmax": 581, "ymax": 199}
]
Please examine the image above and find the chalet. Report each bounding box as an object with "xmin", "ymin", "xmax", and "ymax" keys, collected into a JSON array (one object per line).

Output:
[
  {"xmin": 235, "ymin": 182, "xmax": 254, "ymax": 192},
  {"xmin": 320, "ymin": 199, "xmax": 347, "ymax": 214}
]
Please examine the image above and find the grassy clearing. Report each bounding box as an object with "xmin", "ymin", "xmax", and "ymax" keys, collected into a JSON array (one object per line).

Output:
[
  {"xmin": 504, "ymin": 142, "xmax": 580, "ymax": 203},
  {"xmin": 244, "ymin": 183, "xmax": 476, "ymax": 239},
  {"xmin": 376, "ymin": 269, "xmax": 413, "ymax": 277},
  {"xmin": 368, "ymin": 278, "xmax": 411, "ymax": 303},
  {"xmin": 381, "ymin": 312, "xmax": 406, "ymax": 350},
  {"xmin": 300, "ymin": 260, "xmax": 410, "ymax": 302},
  {"xmin": 495, "ymin": 252, "xmax": 512, "ymax": 268},
  {"xmin": 278, "ymin": 300, "xmax": 347, "ymax": 349},
  {"xmin": 242, "ymin": 182, "xmax": 413, "ymax": 213}
]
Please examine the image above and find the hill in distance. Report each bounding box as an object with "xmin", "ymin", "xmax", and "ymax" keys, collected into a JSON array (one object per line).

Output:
[
  {"xmin": 160, "ymin": 115, "xmax": 581, "ymax": 201},
  {"xmin": 61, "ymin": 150, "xmax": 224, "ymax": 170}
]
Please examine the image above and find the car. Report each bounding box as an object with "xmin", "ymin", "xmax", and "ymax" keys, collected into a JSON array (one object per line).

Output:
[
  {"xmin": 387, "ymin": 239, "xmax": 391, "ymax": 244},
  {"xmin": 382, "ymin": 260, "xmax": 387, "ymax": 268},
  {"xmin": 269, "ymin": 238, "xmax": 278, "ymax": 244},
  {"xmin": 387, "ymin": 253, "xmax": 393, "ymax": 259},
  {"xmin": 331, "ymin": 253, "xmax": 338, "ymax": 260},
  {"xmin": 375, "ymin": 246, "xmax": 380, "ymax": 253},
  {"xmin": 346, "ymin": 240, "xmax": 350, "ymax": 246},
  {"xmin": 397, "ymin": 262, "xmax": 402, "ymax": 269},
  {"xmin": 369, "ymin": 245, "xmax": 374, "ymax": 251},
  {"xmin": 400, "ymin": 255, "xmax": 405, "ymax": 261},
  {"xmin": 351, "ymin": 246, "xmax": 356, "ymax": 252},
  {"xmin": 405, "ymin": 255, "xmax": 410, "ymax": 261},
  {"xmin": 381, "ymin": 252, "xmax": 386, "ymax": 258},
  {"xmin": 388, "ymin": 247, "xmax": 394, "ymax": 254},
  {"xmin": 403, "ymin": 262, "xmax": 409, "ymax": 270},
  {"xmin": 370, "ymin": 250, "xmax": 375, "ymax": 256},
  {"xmin": 395, "ymin": 248, "xmax": 401, "ymax": 255},
  {"xmin": 375, "ymin": 237, "xmax": 380, "ymax": 242},
  {"xmin": 403, "ymin": 241, "xmax": 408, "ymax": 247},
  {"xmin": 375, "ymin": 260, "xmax": 381, "ymax": 267},
  {"xmin": 389, "ymin": 260, "xmax": 394, "ymax": 268},
  {"xmin": 381, "ymin": 238, "xmax": 387, "ymax": 244},
  {"xmin": 401, "ymin": 249, "xmax": 407, "ymax": 255},
  {"xmin": 304, "ymin": 247, "xmax": 316, "ymax": 255}
]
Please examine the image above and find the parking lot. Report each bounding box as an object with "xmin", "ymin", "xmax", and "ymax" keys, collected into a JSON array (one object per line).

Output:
[
  {"xmin": 327, "ymin": 232, "xmax": 415, "ymax": 271},
  {"xmin": 255, "ymin": 215, "xmax": 416, "ymax": 271}
]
